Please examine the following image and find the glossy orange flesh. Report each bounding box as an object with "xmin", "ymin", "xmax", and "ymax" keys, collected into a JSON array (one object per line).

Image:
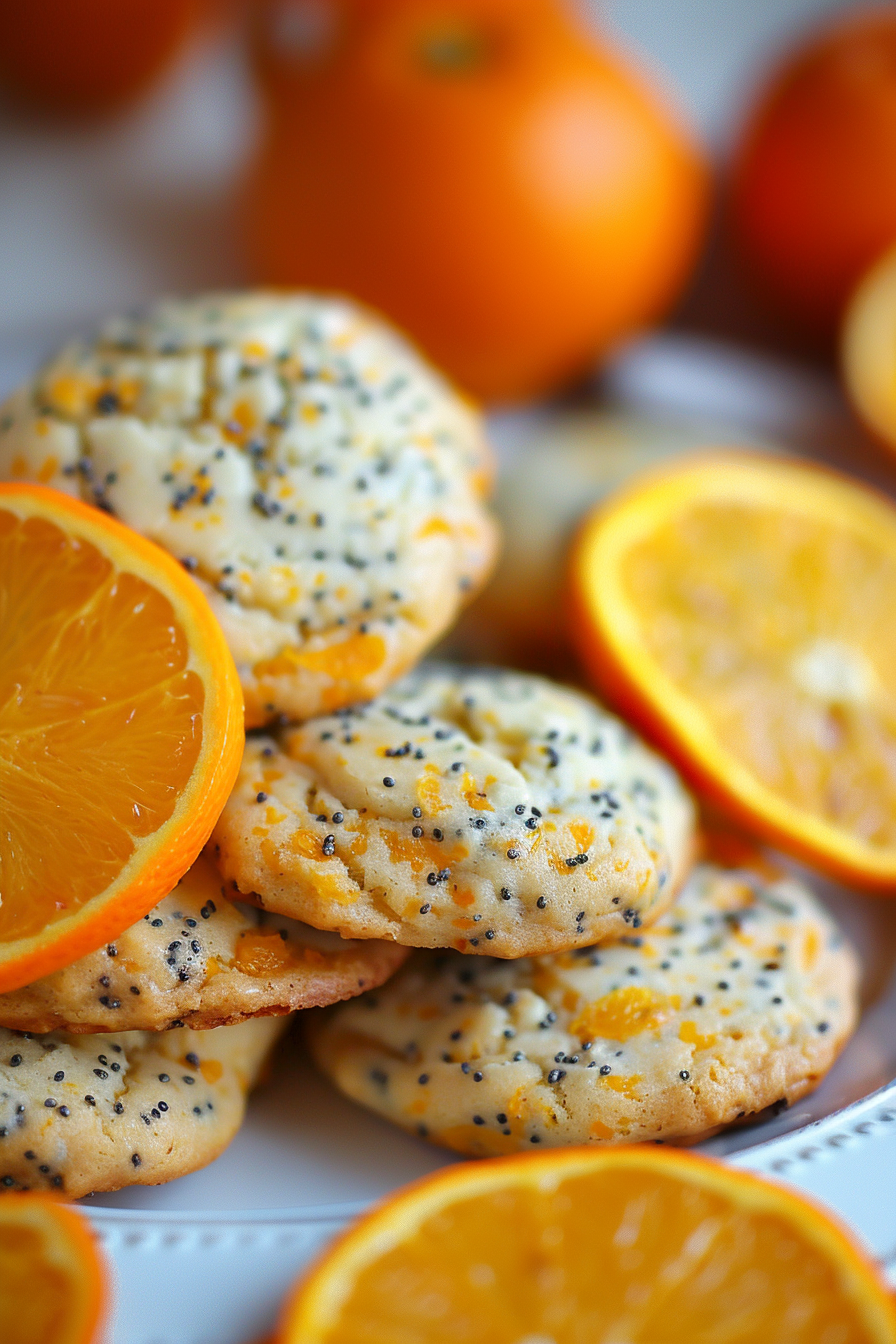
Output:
[
  {"xmin": 0, "ymin": 484, "xmax": 243, "ymax": 990},
  {"xmin": 570, "ymin": 453, "xmax": 896, "ymax": 888},
  {"xmin": 280, "ymin": 1146, "xmax": 896, "ymax": 1343},
  {"xmin": 0, "ymin": 1195, "xmax": 107, "ymax": 1344}
]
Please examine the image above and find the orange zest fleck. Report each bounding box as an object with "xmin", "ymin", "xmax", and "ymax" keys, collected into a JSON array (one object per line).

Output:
[
  {"xmin": 254, "ymin": 631, "xmax": 387, "ymax": 684},
  {"xmin": 416, "ymin": 516, "xmax": 453, "ymax": 539},
  {"xmin": 678, "ymin": 1020, "xmax": 717, "ymax": 1051},
  {"xmin": 461, "ymin": 772, "xmax": 493, "ymax": 812},
  {"xmin": 570, "ymin": 986, "xmax": 680, "ymax": 1043}
]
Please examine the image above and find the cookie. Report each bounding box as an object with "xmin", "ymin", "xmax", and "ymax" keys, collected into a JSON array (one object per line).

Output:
[
  {"xmin": 308, "ymin": 855, "xmax": 859, "ymax": 1153},
  {"xmin": 211, "ymin": 665, "xmax": 696, "ymax": 956},
  {"xmin": 0, "ymin": 857, "xmax": 409, "ymax": 1034},
  {"xmin": 0, "ymin": 1015, "xmax": 286, "ymax": 1197},
  {"xmin": 0, "ymin": 292, "xmax": 498, "ymax": 725},
  {"xmin": 445, "ymin": 408, "xmax": 773, "ymax": 676}
]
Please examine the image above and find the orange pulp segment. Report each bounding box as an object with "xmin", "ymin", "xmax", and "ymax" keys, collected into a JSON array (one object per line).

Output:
[
  {"xmin": 279, "ymin": 1146, "xmax": 896, "ymax": 1344},
  {"xmin": 0, "ymin": 1194, "xmax": 107, "ymax": 1344},
  {"xmin": 0, "ymin": 483, "xmax": 243, "ymax": 991},
  {"xmin": 570, "ymin": 452, "xmax": 896, "ymax": 888}
]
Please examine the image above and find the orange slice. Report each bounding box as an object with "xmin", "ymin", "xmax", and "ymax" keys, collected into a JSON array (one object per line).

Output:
[
  {"xmin": 279, "ymin": 1146, "xmax": 896, "ymax": 1343},
  {"xmin": 0, "ymin": 1194, "xmax": 107, "ymax": 1344},
  {"xmin": 842, "ymin": 240, "xmax": 896, "ymax": 454},
  {"xmin": 0, "ymin": 482, "xmax": 243, "ymax": 991},
  {"xmin": 570, "ymin": 452, "xmax": 896, "ymax": 889}
]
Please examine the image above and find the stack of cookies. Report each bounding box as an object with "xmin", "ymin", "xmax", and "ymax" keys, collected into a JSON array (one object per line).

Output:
[
  {"xmin": 223, "ymin": 668, "xmax": 858, "ymax": 1156},
  {"xmin": 0, "ymin": 291, "xmax": 859, "ymax": 1193}
]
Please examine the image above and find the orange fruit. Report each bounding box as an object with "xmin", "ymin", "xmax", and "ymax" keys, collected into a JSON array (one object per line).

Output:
[
  {"xmin": 445, "ymin": 407, "xmax": 740, "ymax": 675},
  {"xmin": 0, "ymin": 1194, "xmax": 107, "ymax": 1344},
  {"xmin": 244, "ymin": 0, "xmax": 708, "ymax": 404},
  {"xmin": 569, "ymin": 452, "xmax": 896, "ymax": 889},
  {"xmin": 278, "ymin": 1146, "xmax": 896, "ymax": 1343},
  {"xmin": 842, "ymin": 240, "xmax": 896, "ymax": 453},
  {"xmin": 731, "ymin": 8, "xmax": 896, "ymax": 338},
  {"xmin": 0, "ymin": 0, "xmax": 202, "ymax": 116},
  {"xmin": 0, "ymin": 483, "xmax": 243, "ymax": 992}
]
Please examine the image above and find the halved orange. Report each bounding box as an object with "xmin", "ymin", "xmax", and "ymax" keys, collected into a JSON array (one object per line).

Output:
[
  {"xmin": 279, "ymin": 1146, "xmax": 896, "ymax": 1343},
  {"xmin": 842, "ymin": 240, "xmax": 896, "ymax": 455},
  {"xmin": 0, "ymin": 1194, "xmax": 107, "ymax": 1344},
  {"xmin": 570, "ymin": 452, "xmax": 896, "ymax": 889},
  {"xmin": 0, "ymin": 482, "xmax": 243, "ymax": 991}
]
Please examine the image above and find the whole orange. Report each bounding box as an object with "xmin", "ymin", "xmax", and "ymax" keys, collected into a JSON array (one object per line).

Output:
[
  {"xmin": 243, "ymin": 0, "xmax": 708, "ymax": 403},
  {"xmin": 731, "ymin": 7, "xmax": 896, "ymax": 338},
  {"xmin": 0, "ymin": 0, "xmax": 202, "ymax": 116}
]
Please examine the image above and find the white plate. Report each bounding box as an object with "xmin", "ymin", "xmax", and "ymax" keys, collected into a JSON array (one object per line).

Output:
[
  {"xmin": 80, "ymin": 858, "xmax": 896, "ymax": 1344},
  {"xmin": 5, "ymin": 333, "xmax": 896, "ymax": 1344}
]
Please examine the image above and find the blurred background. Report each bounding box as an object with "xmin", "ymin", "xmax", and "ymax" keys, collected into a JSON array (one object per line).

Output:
[
  {"xmin": 6, "ymin": 0, "xmax": 896, "ymax": 677},
  {"xmin": 0, "ymin": 0, "xmax": 877, "ymax": 385}
]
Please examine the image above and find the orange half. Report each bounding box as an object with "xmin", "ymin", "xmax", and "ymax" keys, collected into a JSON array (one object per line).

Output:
[
  {"xmin": 0, "ymin": 482, "xmax": 243, "ymax": 991},
  {"xmin": 842, "ymin": 240, "xmax": 896, "ymax": 455},
  {"xmin": 0, "ymin": 1194, "xmax": 107, "ymax": 1344},
  {"xmin": 280, "ymin": 1146, "xmax": 896, "ymax": 1343},
  {"xmin": 570, "ymin": 452, "xmax": 896, "ymax": 889}
]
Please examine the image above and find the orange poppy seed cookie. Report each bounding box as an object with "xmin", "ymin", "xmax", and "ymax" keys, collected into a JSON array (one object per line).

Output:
[
  {"xmin": 0, "ymin": 857, "xmax": 408, "ymax": 1034},
  {"xmin": 210, "ymin": 665, "xmax": 696, "ymax": 957},
  {"xmin": 0, "ymin": 292, "xmax": 498, "ymax": 726},
  {"xmin": 0, "ymin": 1016, "xmax": 287, "ymax": 1197},
  {"xmin": 309, "ymin": 857, "xmax": 859, "ymax": 1155}
]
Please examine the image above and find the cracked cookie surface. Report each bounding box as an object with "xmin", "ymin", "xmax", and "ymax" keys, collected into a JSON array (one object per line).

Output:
[
  {"xmin": 0, "ymin": 292, "xmax": 498, "ymax": 724},
  {"xmin": 0, "ymin": 1015, "xmax": 286, "ymax": 1197},
  {"xmin": 0, "ymin": 857, "xmax": 408, "ymax": 1033},
  {"xmin": 211, "ymin": 665, "xmax": 695, "ymax": 956},
  {"xmin": 309, "ymin": 855, "xmax": 858, "ymax": 1154}
]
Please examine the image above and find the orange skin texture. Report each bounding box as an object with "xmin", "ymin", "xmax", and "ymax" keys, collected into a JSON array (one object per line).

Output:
[
  {"xmin": 0, "ymin": 1194, "xmax": 107, "ymax": 1344},
  {"xmin": 0, "ymin": 483, "xmax": 244, "ymax": 992},
  {"xmin": 0, "ymin": 0, "xmax": 201, "ymax": 115},
  {"xmin": 244, "ymin": 0, "xmax": 708, "ymax": 404},
  {"xmin": 731, "ymin": 6, "xmax": 896, "ymax": 337},
  {"xmin": 278, "ymin": 1146, "xmax": 896, "ymax": 1343}
]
